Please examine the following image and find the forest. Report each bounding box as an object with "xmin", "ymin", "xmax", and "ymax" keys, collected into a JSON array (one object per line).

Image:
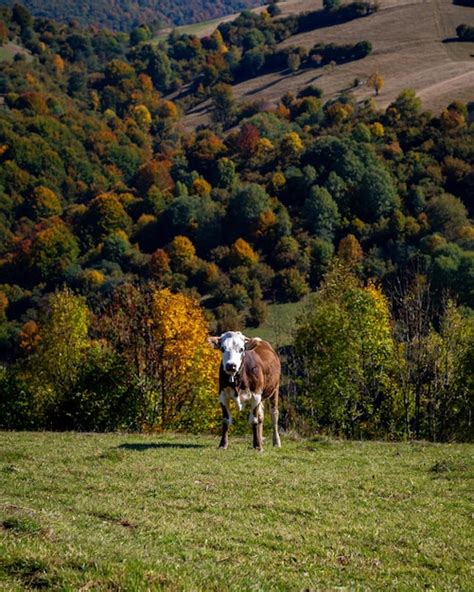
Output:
[
  {"xmin": 0, "ymin": 0, "xmax": 264, "ymax": 31},
  {"xmin": 0, "ymin": 3, "xmax": 473, "ymax": 440}
]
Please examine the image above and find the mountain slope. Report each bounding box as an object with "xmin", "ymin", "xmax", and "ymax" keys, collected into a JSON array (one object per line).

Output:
[
  {"xmin": 0, "ymin": 0, "xmax": 263, "ymax": 31},
  {"xmin": 184, "ymin": 0, "xmax": 474, "ymax": 128}
]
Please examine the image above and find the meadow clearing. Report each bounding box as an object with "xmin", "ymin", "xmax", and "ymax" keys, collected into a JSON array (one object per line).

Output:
[{"xmin": 0, "ymin": 431, "xmax": 472, "ymax": 591}]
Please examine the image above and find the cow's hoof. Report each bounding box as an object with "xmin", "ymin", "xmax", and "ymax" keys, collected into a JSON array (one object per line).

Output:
[{"xmin": 218, "ymin": 444, "xmax": 228, "ymax": 450}]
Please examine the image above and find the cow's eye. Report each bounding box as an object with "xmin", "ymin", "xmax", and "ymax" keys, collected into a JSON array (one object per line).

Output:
[
  {"xmin": 240, "ymin": 348, "xmax": 244, "ymax": 353},
  {"xmin": 221, "ymin": 346, "xmax": 225, "ymax": 352}
]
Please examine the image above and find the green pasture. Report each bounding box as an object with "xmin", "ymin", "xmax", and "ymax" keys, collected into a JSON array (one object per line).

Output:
[
  {"xmin": 246, "ymin": 298, "xmax": 308, "ymax": 347},
  {"xmin": 1, "ymin": 432, "xmax": 472, "ymax": 590}
]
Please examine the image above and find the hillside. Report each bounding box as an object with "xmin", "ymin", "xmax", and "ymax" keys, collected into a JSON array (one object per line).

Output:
[
  {"xmin": 0, "ymin": 3, "xmax": 473, "ymax": 439},
  {"xmin": 0, "ymin": 0, "xmax": 263, "ymax": 31},
  {"xmin": 184, "ymin": 0, "xmax": 474, "ymax": 127},
  {"xmin": 1, "ymin": 432, "xmax": 473, "ymax": 590}
]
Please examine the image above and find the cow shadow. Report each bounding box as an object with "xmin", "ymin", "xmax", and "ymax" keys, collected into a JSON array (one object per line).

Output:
[{"xmin": 118, "ymin": 442, "xmax": 206, "ymax": 451}]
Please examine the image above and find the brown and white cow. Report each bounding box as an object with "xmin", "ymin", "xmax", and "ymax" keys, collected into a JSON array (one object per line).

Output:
[{"xmin": 208, "ymin": 331, "xmax": 281, "ymax": 451}]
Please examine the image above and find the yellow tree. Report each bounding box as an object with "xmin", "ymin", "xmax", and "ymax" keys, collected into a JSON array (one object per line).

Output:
[
  {"xmin": 166, "ymin": 235, "xmax": 196, "ymax": 272},
  {"xmin": 337, "ymin": 234, "xmax": 363, "ymax": 267},
  {"xmin": 101, "ymin": 286, "xmax": 220, "ymax": 431},
  {"xmin": 281, "ymin": 131, "xmax": 304, "ymax": 158},
  {"xmin": 230, "ymin": 238, "xmax": 258, "ymax": 266},
  {"xmin": 151, "ymin": 289, "xmax": 220, "ymax": 430},
  {"xmin": 367, "ymin": 72, "xmax": 384, "ymax": 96}
]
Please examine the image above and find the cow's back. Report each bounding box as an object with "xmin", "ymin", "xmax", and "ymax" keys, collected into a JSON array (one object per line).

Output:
[{"xmin": 244, "ymin": 338, "xmax": 280, "ymax": 398}]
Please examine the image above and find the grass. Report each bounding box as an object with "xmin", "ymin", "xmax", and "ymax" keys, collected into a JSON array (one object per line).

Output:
[
  {"xmin": 246, "ymin": 298, "xmax": 308, "ymax": 347},
  {"xmin": 1, "ymin": 432, "xmax": 472, "ymax": 591},
  {"xmin": 0, "ymin": 42, "xmax": 32, "ymax": 63}
]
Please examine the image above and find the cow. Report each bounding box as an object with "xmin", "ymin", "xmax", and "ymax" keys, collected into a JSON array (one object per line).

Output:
[{"xmin": 207, "ymin": 331, "xmax": 281, "ymax": 451}]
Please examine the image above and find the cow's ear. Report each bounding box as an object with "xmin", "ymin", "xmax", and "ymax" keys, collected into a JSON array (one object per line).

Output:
[
  {"xmin": 207, "ymin": 336, "xmax": 220, "ymax": 349},
  {"xmin": 244, "ymin": 337, "xmax": 259, "ymax": 351}
]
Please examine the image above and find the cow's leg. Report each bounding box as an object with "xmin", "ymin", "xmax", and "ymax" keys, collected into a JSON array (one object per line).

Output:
[
  {"xmin": 249, "ymin": 393, "xmax": 264, "ymax": 451},
  {"xmin": 270, "ymin": 390, "xmax": 281, "ymax": 448},
  {"xmin": 219, "ymin": 389, "xmax": 233, "ymax": 449}
]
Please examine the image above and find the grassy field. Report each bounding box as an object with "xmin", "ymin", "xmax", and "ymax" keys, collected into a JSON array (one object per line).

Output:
[
  {"xmin": 0, "ymin": 42, "xmax": 32, "ymax": 63},
  {"xmin": 183, "ymin": 0, "xmax": 474, "ymax": 128},
  {"xmin": 1, "ymin": 432, "xmax": 472, "ymax": 591},
  {"xmin": 245, "ymin": 298, "xmax": 307, "ymax": 347}
]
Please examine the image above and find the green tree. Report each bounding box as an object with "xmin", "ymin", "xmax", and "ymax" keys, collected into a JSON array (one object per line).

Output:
[
  {"xmin": 323, "ymin": 0, "xmax": 341, "ymax": 11},
  {"xmin": 228, "ymin": 183, "xmax": 272, "ymax": 239},
  {"xmin": 211, "ymin": 83, "xmax": 235, "ymax": 126},
  {"xmin": 81, "ymin": 193, "xmax": 132, "ymax": 245},
  {"xmin": 20, "ymin": 289, "xmax": 90, "ymax": 424},
  {"xmin": 303, "ymin": 186, "xmax": 340, "ymax": 241},
  {"xmin": 357, "ymin": 164, "xmax": 398, "ymax": 221},
  {"xmin": 295, "ymin": 262, "xmax": 398, "ymax": 437},
  {"xmin": 29, "ymin": 219, "xmax": 79, "ymax": 282},
  {"xmin": 427, "ymin": 193, "xmax": 468, "ymax": 240}
]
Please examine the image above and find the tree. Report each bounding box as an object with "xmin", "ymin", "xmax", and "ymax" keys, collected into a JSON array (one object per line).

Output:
[
  {"xmin": 367, "ymin": 72, "xmax": 384, "ymax": 96},
  {"xmin": 130, "ymin": 25, "xmax": 151, "ymax": 46},
  {"xmin": 211, "ymin": 83, "xmax": 235, "ymax": 126},
  {"xmin": 166, "ymin": 235, "xmax": 196, "ymax": 272},
  {"xmin": 236, "ymin": 123, "xmax": 261, "ymax": 155},
  {"xmin": 148, "ymin": 48, "xmax": 173, "ymax": 92},
  {"xmin": 242, "ymin": 30, "xmax": 265, "ymax": 51},
  {"xmin": 29, "ymin": 186, "xmax": 62, "ymax": 220},
  {"xmin": 427, "ymin": 300, "xmax": 474, "ymax": 441},
  {"xmin": 22, "ymin": 289, "xmax": 90, "ymax": 423},
  {"xmin": 456, "ymin": 24, "xmax": 474, "ymax": 41},
  {"xmin": 427, "ymin": 193, "xmax": 468, "ymax": 240},
  {"xmin": 29, "ymin": 219, "xmax": 79, "ymax": 282},
  {"xmin": 228, "ymin": 183, "xmax": 272, "ymax": 239},
  {"xmin": 81, "ymin": 193, "xmax": 132, "ymax": 245},
  {"xmin": 12, "ymin": 3, "xmax": 33, "ymax": 29},
  {"xmin": 388, "ymin": 89, "xmax": 421, "ymax": 120},
  {"xmin": 323, "ymin": 0, "xmax": 341, "ymax": 11},
  {"xmin": 281, "ymin": 131, "xmax": 304, "ymax": 158},
  {"xmin": 268, "ymin": 2, "xmax": 282, "ymax": 17},
  {"xmin": 150, "ymin": 289, "xmax": 220, "ymax": 429},
  {"xmin": 294, "ymin": 262, "xmax": 398, "ymax": 437},
  {"xmin": 230, "ymin": 238, "xmax": 258, "ymax": 266},
  {"xmin": 337, "ymin": 234, "xmax": 363, "ymax": 267},
  {"xmin": 273, "ymin": 268, "xmax": 309, "ymax": 302},
  {"xmin": 101, "ymin": 286, "xmax": 219, "ymax": 430},
  {"xmin": 240, "ymin": 47, "xmax": 265, "ymax": 77},
  {"xmin": 357, "ymin": 164, "xmax": 398, "ymax": 221},
  {"xmin": 216, "ymin": 157, "xmax": 236, "ymax": 188},
  {"xmin": 303, "ymin": 186, "xmax": 340, "ymax": 241},
  {"xmin": 287, "ymin": 53, "xmax": 301, "ymax": 74}
]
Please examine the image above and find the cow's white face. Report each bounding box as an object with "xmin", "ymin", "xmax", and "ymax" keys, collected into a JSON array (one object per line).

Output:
[{"xmin": 209, "ymin": 331, "xmax": 247, "ymax": 377}]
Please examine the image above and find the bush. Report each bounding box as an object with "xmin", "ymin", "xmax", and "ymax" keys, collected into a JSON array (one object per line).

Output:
[{"xmin": 0, "ymin": 367, "xmax": 37, "ymax": 430}]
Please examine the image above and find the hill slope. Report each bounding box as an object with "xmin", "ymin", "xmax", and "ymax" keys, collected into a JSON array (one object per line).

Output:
[
  {"xmin": 0, "ymin": 432, "xmax": 472, "ymax": 590},
  {"xmin": 184, "ymin": 0, "xmax": 474, "ymax": 127},
  {"xmin": 0, "ymin": 0, "xmax": 263, "ymax": 31}
]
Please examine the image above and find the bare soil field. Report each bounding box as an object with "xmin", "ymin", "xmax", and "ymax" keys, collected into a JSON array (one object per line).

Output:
[{"xmin": 184, "ymin": 0, "xmax": 474, "ymax": 128}]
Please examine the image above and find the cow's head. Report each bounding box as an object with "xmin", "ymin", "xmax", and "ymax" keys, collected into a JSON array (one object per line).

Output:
[{"xmin": 208, "ymin": 331, "xmax": 248, "ymax": 378}]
